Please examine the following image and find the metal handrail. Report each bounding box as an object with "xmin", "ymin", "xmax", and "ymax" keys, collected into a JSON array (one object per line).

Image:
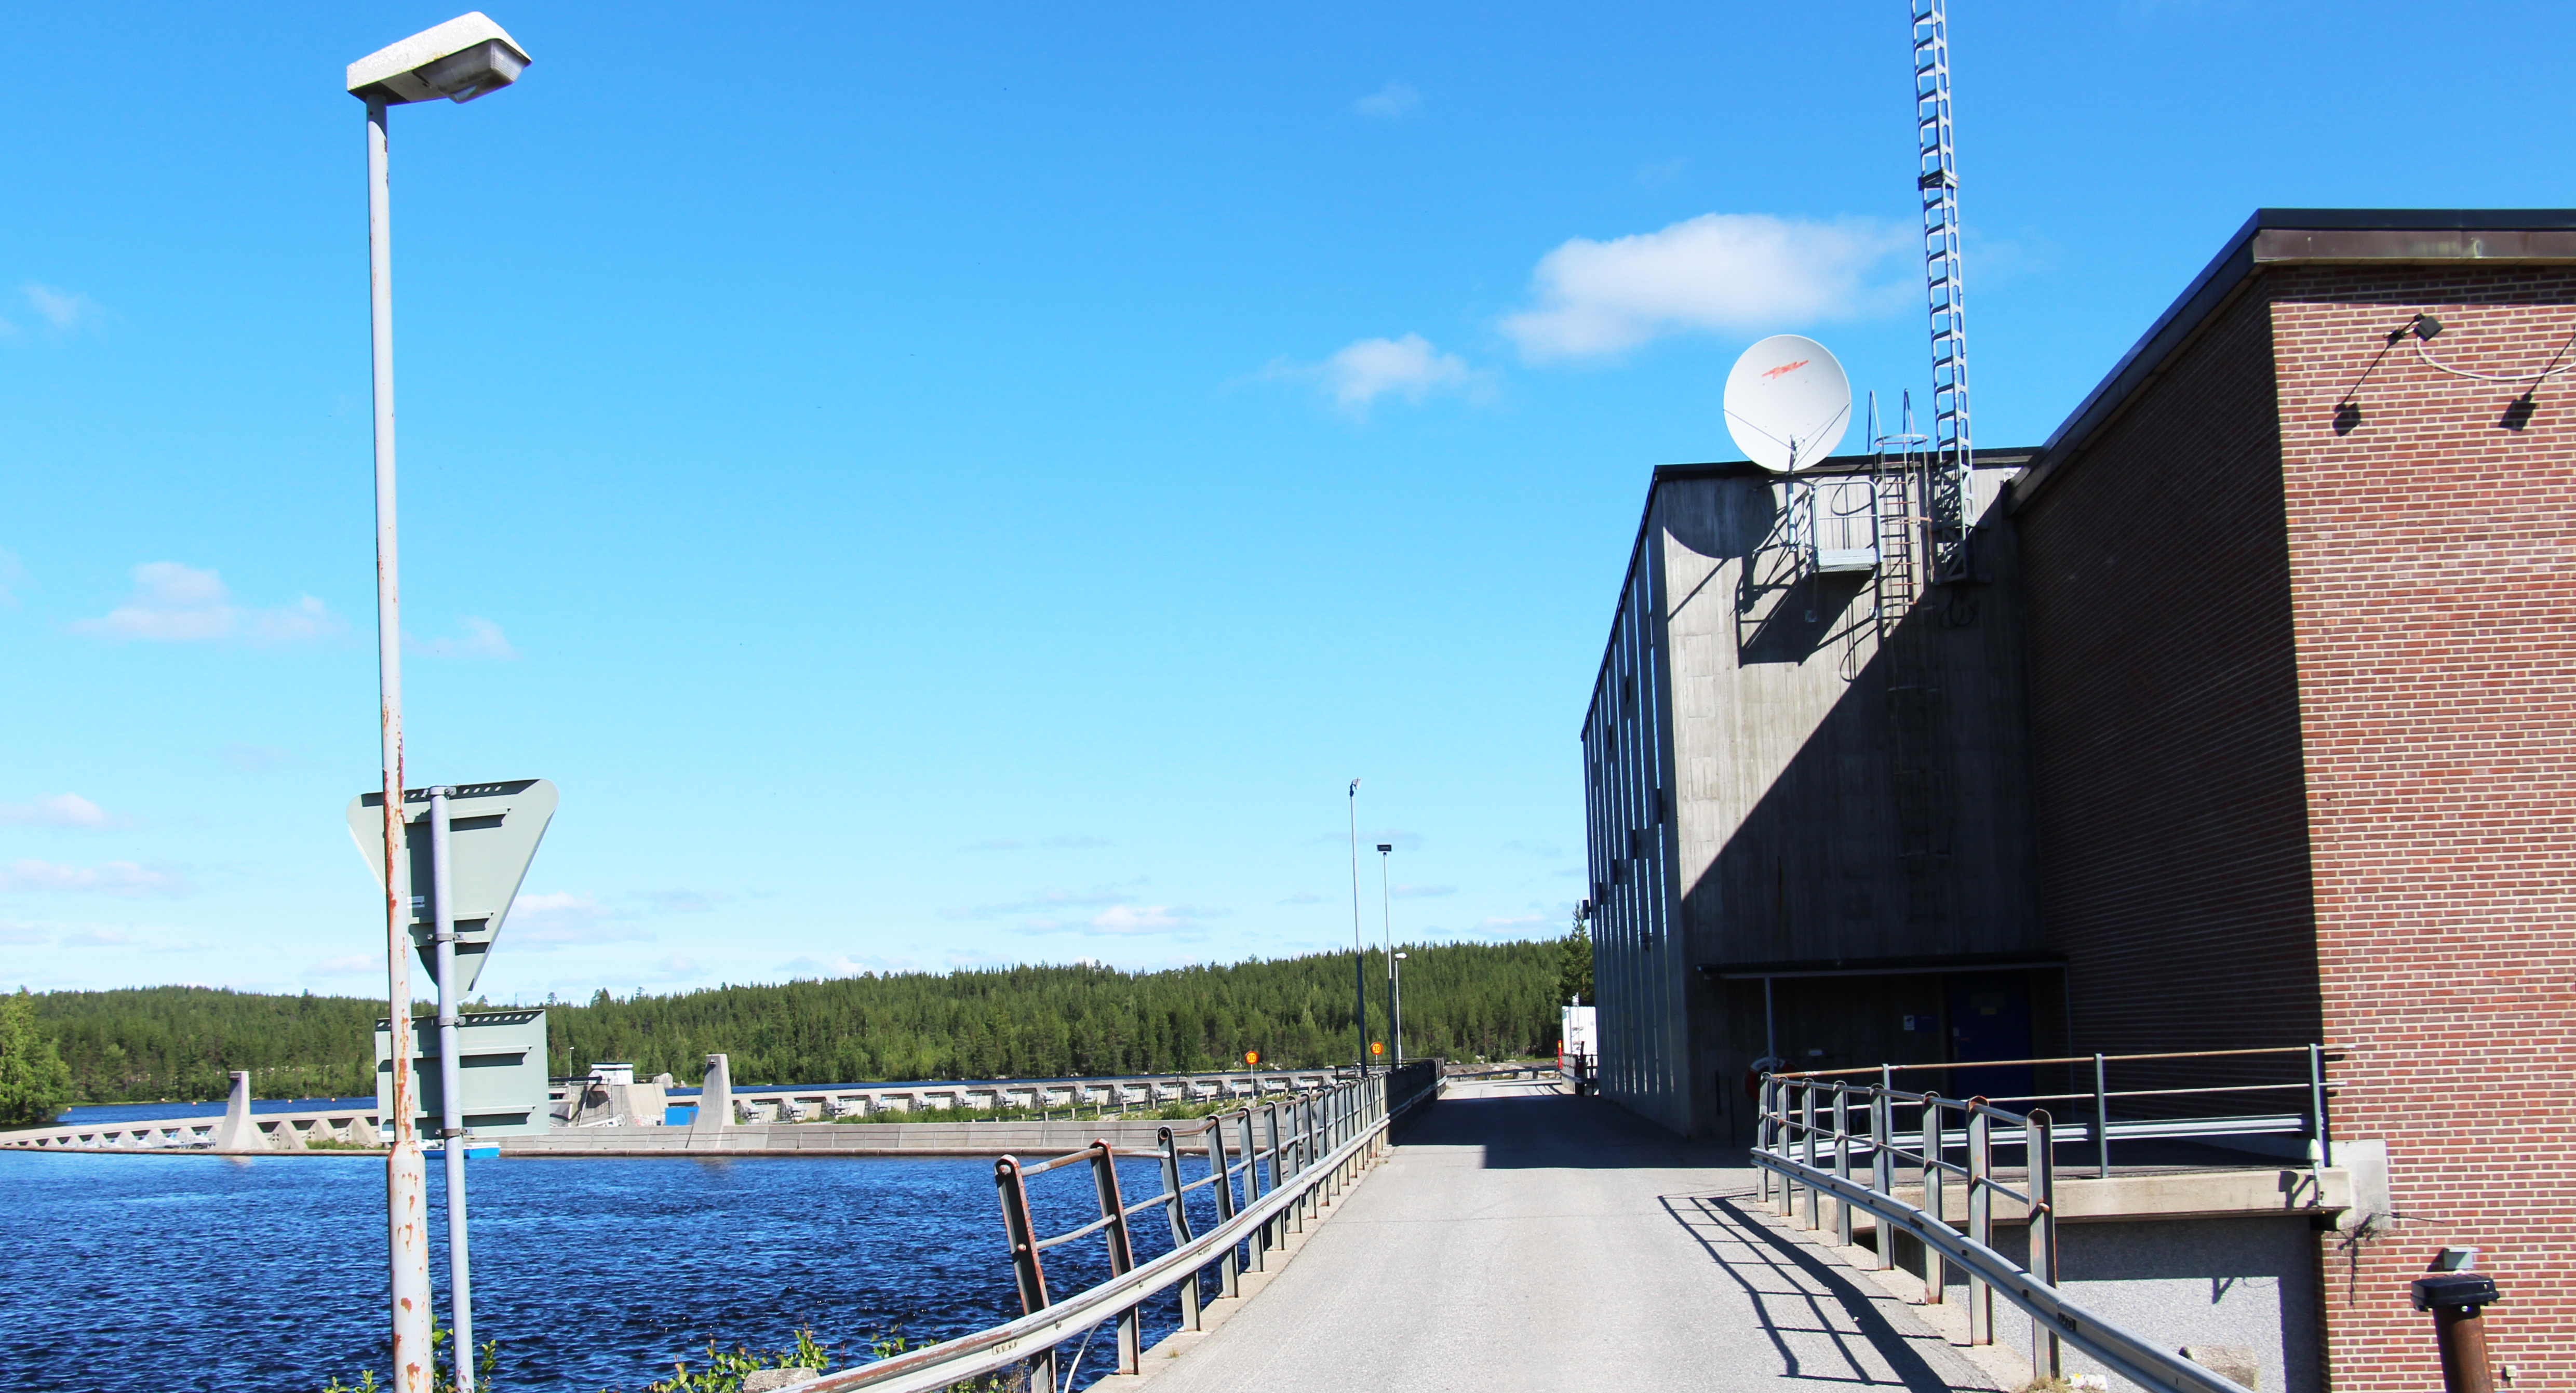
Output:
[
  {"xmin": 1772, "ymin": 1043, "xmax": 2340, "ymax": 1079},
  {"xmin": 800, "ymin": 1063, "xmax": 1440, "ymax": 1393}
]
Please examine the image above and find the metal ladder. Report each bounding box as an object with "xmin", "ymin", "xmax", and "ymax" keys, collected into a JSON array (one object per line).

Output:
[
  {"xmin": 1913, "ymin": 0, "xmax": 1973, "ymax": 584},
  {"xmin": 1872, "ymin": 401, "xmax": 1953, "ymax": 918}
]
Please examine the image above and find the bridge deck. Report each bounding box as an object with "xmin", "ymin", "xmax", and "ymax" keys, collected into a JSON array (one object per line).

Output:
[{"xmin": 1134, "ymin": 1078, "xmax": 1991, "ymax": 1392}]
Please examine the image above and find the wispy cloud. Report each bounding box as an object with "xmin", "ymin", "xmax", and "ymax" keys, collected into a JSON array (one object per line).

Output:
[
  {"xmin": 1026, "ymin": 903, "xmax": 1229, "ymax": 937},
  {"xmin": 1501, "ymin": 212, "xmax": 1908, "ymax": 361},
  {"xmin": 1278, "ymin": 891, "xmax": 1324, "ymax": 905},
  {"xmin": 642, "ymin": 888, "xmax": 729, "ymax": 915},
  {"xmin": 940, "ymin": 884, "xmax": 1139, "ymax": 922},
  {"xmin": 70, "ymin": 562, "xmax": 344, "ymax": 647},
  {"xmin": 964, "ymin": 835, "xmax": 1112, "ymax": 853},
  {"xmin": 1477, "ymin": 914, "xmax": 1550, "ymax": 934},
  {"xmin": 0, "ymin": 860, "xmax": 190, "ymax": 898},
  {"xmin": 406, "ymin": 617, "xmax": 517, "ymax": 661},
  {"xmin": 24, "ymin": 284, "xmax": 106, "ymax": 333},
  {"xmin": 1265, "ymin": 333, "xmax": 1485, "ymax": 413},
  {"xmin": 0, "ymin": 923, "xmax": 47, "ymax": 945},
  {"xmin": 504, "ymin": 891, "xmax": 652, "ymax": 948},
  {"xmin": 0, "ymin": 794, "xmax": 119, "ymax": 829},
  {"xmin": 62, "ymin": 927, "xmax": 141, "ymax": 947},
  {"xmin": 307, "ymin": 954, "xmax": 379, "ymax": 976},
  {"xmin": 1353, "ymin": 82, "xmax": 1420, "ymax": 119},
  {"xmin": 221, "ymin": 744, "xmax": 297, "ymax": 773},
  {"xmin": 1392, "ymin": 883, "xmax": 1456, "ymax": 899},
  {"xmin": 1636, "ymin": 157, "xmax": 1688, "ymax": 186},
  {"xmin": 780, "ymin": 952, "xmax": 907, "ymax": 979},
  {"xmin": 1499, "ymin": 838, "xmax": 1562, "ymax": 858}
]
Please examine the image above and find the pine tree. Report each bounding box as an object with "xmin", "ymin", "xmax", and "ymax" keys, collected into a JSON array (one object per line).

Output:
[
  {"xmin": 1557, "ymin": 921, "xmax": 1593, "ymax": 1007},
  {"xmin": 0, "ymin": 988, "xmax": 75, "ymax": 1127}
]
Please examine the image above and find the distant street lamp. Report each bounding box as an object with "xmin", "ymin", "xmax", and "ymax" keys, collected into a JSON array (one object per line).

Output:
[
  {"xmin": 1348, "ymin": 780, "xmax": 1367, "ymax": 1074},
  {"xmin": 345, "ymin": 15, "xmax": 532, "ymax": 1393},
  {"xmin": 1392, "ymin": 952, "xmax": 1409, "ymax": 1066},
  {"xmin": 1376, "ymin": 842, "xmax": 1396, "ymax": 1068}
]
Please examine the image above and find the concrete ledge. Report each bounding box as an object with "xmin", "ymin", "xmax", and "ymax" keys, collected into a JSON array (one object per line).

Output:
[{"xmin": 1866, "ymin": 1166, "xmax": 2350, "ymax": 1226}]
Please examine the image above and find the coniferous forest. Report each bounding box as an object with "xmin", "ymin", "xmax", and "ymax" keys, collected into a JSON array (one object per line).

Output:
[{"xmin": 22, "ymin": 939, "xmax": 1578, "ymax": 1104}]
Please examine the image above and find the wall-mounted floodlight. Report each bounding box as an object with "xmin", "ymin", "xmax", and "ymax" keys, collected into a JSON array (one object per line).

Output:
[
  {"xmin": 347, "ymin": 12, "xmax": 531, "ymax": 104},
  {"xmin": 2387, "ymin": 312, "xmax": 2443, "ymax": 346}
]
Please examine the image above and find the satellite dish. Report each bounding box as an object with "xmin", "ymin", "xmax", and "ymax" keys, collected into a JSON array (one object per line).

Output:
[{"xmin": 1724, "ymin": 334, "xmax": 1853, "ymax": 472}]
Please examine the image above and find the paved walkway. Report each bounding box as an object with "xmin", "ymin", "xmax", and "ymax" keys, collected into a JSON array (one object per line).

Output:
[{"xmin": 1141, "ymin": 1079, "xmax": 1991, "ymax": 1393}]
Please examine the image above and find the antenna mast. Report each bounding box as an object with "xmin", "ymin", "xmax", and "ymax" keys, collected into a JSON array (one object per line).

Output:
[{"xmin": 1912, "ymin": 0, "xmax": 1973, "ymax": 582}]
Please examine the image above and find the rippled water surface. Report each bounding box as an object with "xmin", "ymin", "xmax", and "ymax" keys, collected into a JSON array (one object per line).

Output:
[{"xmin": 2, "ymin": 1150, "xmax": 1233, "ymax": 1392}]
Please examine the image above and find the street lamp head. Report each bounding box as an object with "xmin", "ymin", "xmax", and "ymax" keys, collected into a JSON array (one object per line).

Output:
[
  {"xmin": 1394, "ymin": 952, "xmax": 1407, "ymax": 960},
  {"xmin": 1376, "ymin": 843, "xmax": 1392, "ymax": 854},
  {"xmin": 348, "ymin": 12, "xmax": 531, "ymax": 105}
]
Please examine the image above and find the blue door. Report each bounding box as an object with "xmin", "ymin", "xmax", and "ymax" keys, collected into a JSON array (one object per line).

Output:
[{"xmin": 1944, "ymin": 973, "xmax": 2034, "ymax": 1107}]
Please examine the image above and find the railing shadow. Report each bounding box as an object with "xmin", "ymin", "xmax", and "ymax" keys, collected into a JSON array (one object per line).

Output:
[{"xmin": 1657, "ymin": 1190, "xmax": 1974, "ymax": 1392}]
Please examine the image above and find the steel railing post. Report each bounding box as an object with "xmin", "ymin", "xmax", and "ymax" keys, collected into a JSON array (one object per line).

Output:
[
  {"xmin": 1966, "ymin": 1104, "xmax": 1991, "ymax": 1345},
  {"xmin": 1756, "ymin": 1076, "xmax": 1774, "ymax": 1205},
  {"xmin": 1921, "ymin": 1094, "xmax": 1945, "ymax": 1304},
  {"xmin": 2094, "ymin": 1052, "xmax": 2110, "ymax": 1180},
  {"xmin": 1871, "ymin": 1087, "xmax": 1894, "ymax": 1270},
  {"xmin": 1774, "ymin": 1079, "xmax": 1794, "ymax": 1218},
  {"xmin": 1262, "ymin": 1102, "xmax": 1286, "ymax": 1253},
  {"xmin": 1087, "ymin": 1142, "xmax": 1141, "ymax": 1373},
  {"xmin": 993, "ymin": 1156, "xmax": 1055, "ymax": 1393},
  {"xmin": 2027, "ymin": 1110, "xmax": 2059, "ymax": 1381},
  {"xmin": 1833, "ymin": 1083, "xmax": 1854, "ymax": 1249},
  {"xmin": 1237, "ymin": 1108, "xmax": 1264, "ymax": 1274},
  {"xmin": 1802, "ymin": 1085, "xmax": 1819, "ymax": 1230},
  {"xmin": 1156, "ymin": 1127, "xmax": 1200, "ymax": 1331},
  {"xmin": 2310, "ymin": 1042, "xmax": 2333, "ymax": 1170},
  {"xmin": 1205, "ymin": 1119, "xmax": 1239, "ymax": 1298}
]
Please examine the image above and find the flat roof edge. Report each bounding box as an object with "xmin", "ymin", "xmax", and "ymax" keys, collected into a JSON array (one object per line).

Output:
[{"xmin": 2010, "ymin": 209, "xmax": 2576, "ymax": 512}]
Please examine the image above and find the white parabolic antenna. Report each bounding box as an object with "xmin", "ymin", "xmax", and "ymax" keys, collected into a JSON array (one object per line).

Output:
[{"xmin": 1724, "ymin": 334, "xmax": 1853, "ymax": 472}]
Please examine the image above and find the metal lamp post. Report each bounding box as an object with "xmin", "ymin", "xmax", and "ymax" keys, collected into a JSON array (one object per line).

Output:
[
  {"xmin": 1392, "ymin": 952, "xmax": 1408, "ymax": 1066},
  {"xmin": 346, "ymin": 15, "xmax": 532, "ymax": 1393},
  {"xmin": 1347, "ymin": 780, "xmax": 1369, "ymax": 1074},
  {"xmin": 1376, "ymin": 843, "xmax": 1396, "ymax": 1067}
]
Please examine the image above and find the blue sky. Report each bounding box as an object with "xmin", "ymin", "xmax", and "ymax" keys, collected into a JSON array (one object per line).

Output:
[{"xmin": 5, "ymin": 2, "xmax": 2569, "ymax": 999}]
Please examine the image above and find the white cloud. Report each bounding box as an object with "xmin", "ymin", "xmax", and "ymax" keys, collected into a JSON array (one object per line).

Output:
[
  {"xmin": 0, "ymin": 860, "xmax": 190, "ymax": 898},
  {"xmin": 1278, "ymin": 891, "xmax": 1324, "ymax": 905},
  {"xmin": 779, "ymin": 953, "xmax": 906, "ymax": 979},
  {"xmin": 1260, "ymin": 336, "xmax": 1486, "ymax": 413},
  {"xmin": 0, "ymin": 794, "xmax": 118, "ymax": 829},
  {"xmin": 642, "ymin": 888, "xmax": 727, "ymax": 915},
  {"xmin": 941, "ymin": 884, "xmax": 1138, "ymax": 921},
  {"xmin": 24, "ymin": 283, "xmax": 105, "ymax": 333},
  {"xmin": 1391, "ymin": 883, "xmax": 1456, "ymax": 899},
  {"xmin": 62, "ymin": 927, "xmax": 139, "ymax": 946},
  {"xmin": 70, "ymin": 562, "xmax": 345, "ymax": 647},
  {"xmin": 504, "ymin": 891, "xmax": 651, "ymax": 948},
  {"xmin": 1500, "ymin": 213, "xmax": 1908, "ymax": 361},
  {"xmin": 407, "ymin": 617, "xmax": 518, "ymax": 661},
  {"xmin": 1354, "ymin": 82, "xmax": 1420, "ymax": 119},
  {"xmin": 1071, "ymin": 904, "xmax": 1226, "ymax": 936}
]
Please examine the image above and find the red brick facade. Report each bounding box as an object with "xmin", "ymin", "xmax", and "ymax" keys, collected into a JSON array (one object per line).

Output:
[
  {"xmin": 2273, "ymin": 269, "xmax": 2576, "ymax": 1391},
  {"xmin": 2020, "ymin": 255, "xmax": 2576, "ymax": 1389}
]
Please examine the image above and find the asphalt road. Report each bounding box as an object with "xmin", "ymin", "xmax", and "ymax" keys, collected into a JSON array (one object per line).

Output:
[{"xmin": 1141, "ymin": 1079, "xmax": 1992, "ymax": 1393}]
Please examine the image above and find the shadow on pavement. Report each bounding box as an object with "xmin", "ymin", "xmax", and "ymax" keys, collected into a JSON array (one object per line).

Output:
[
  {"xmin": 1413, "ymin": 1087, "xmax": 1740, "ymax": 1169},
  {"xmin": 1658, "ymin": 1191, "xmax": 1977, "ymax": 1392}
]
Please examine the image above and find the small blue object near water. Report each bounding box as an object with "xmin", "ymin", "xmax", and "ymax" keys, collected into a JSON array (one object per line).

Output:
[
  {"xmin": 466, "ymin": 1145, "xmax": 500, "ymax": 1159},
  {"xmin": 664, "ymin": 1104, "xmax": 698, "ymax": 1126}
]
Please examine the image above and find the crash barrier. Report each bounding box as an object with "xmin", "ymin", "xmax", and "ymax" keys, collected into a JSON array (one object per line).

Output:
[
  {"xmin": 1754, "ymin": 1046, "xmax": 2338, "ymax": 1392},
  {"xmin": 804, "ymin": 1060, "xmax": 1442, "ymax": 1393}
]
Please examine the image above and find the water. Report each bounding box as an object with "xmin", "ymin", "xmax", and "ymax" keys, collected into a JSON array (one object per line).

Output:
[{"xmin": 1, "ymin": 1149, "xmax": 1243, "ymax": 1392}]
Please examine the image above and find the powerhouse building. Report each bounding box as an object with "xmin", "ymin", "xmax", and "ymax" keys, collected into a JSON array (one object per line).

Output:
[{"xmin": 1583, "ymin": 209, "xmax": 2576, "ymax": 1387}]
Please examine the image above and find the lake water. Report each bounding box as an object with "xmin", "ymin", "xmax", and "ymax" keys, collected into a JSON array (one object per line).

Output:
[{"xmin": 1, "ymin": 1149, "xmax": 1241, "ymax": 1392}]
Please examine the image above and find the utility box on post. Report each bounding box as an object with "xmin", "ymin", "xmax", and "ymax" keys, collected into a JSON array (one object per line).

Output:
[{"xmin": 374, "ymin": 1008, "xmax": 552, "ymax": 1137}]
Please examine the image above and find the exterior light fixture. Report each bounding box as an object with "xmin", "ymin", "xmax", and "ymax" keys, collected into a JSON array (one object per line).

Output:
[
  {"xmin": 2388, "ymin": 312, "xmax": 2443, "ymax": 345},
  {"xmin": 347, "ymin": 12, "xmax": 531, "ymax": 105}
]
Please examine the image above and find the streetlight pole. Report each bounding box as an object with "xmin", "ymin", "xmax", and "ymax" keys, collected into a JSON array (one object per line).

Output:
[
  {"xmin": 346, "ymin": 17, "xmax": 531, "ymax": 1393},
  {"xmin": 1376, "ymin": 842, "xmax": 1395, "ymax": 1067},
  {"xmin": 1392, "ymin": 952, "xmax": 1408, "ymax": 1067},
  {"xmin": 1348, "ymin": 779, "xmax": 1367, "ymax": 1075}
]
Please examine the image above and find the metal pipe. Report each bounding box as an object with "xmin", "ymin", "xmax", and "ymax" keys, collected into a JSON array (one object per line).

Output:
[
  {"xmin": 2310, "ymin": 1042, "xmax": 2334, "ymax": 1170},
  {"xmin": 1154, "ymin": 1128, "xmax": 1198, "ymax": 1331},
  {"xmin": 1086, "ymin": 1144, "xmax": 1139, "ymax": 1373},
  {"xmin": 366, "ymin": 93, "xmax": 434, "ymax": 1393},
  {"xmin": 1871, "ymin": 1087, "xmax": 1893, "ymax": 1270},
  {"xmin": 1378, "ymin": 846, "xmax": 1396, "ymax": 1067},
  {"xmin": 1921, "ymin": 1094, "xmax": 1945, "ymax": 1304},
  {"xmin": 993, "ymin": 1156, "xmax": 1053, "ymax": 1393},
  {"xmin": 428, "ymin": 788, "xmax": 473, "ymax": 1392},
  {"xmin": 2027, "ymin": 1111, "xmax": 2059, "ymax": 1381},
  {"xmin": 1801, "ymin": 1086, "xmax": 1819, "ymax": 1230},
  {"xmin": 2095, "ymin": 1053, "xmax": 2110, "ymax": 1179},
  {"xmin": 1203, "ymin": 1120, "xmax": 1238, "ymax": 1298},
  {"xmin": 1834, "ymin": 1083, "xmax": 1853, "ymax": 1249},
  {"xmin": 1966, "ymin": 1104, "xmax": 1991, "ymax": 1345}
]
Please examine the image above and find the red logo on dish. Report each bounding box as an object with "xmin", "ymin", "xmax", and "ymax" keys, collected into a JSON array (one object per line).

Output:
[{"xmin": 1762, "ymin": 359, "xmax": 1810, "ymax": 381}]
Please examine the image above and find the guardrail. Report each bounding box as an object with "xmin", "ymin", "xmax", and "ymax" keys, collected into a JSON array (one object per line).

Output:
[
  {"xmin": 1754, "ymin": 1046, "xmax": 2337, "ymax": 1393},
  {"xmin": 806, "ymin": 1061, "xmax": 1441, "ymax": 1393}
]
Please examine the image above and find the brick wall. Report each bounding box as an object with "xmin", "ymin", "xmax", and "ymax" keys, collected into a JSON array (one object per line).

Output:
[
  {"xmin": 2272, "ymin": 266, "xmax": 2576, "ymax": 1391},
  {"xmin": 2016, "ymin": 283, "xmax": 2326, "ymax": 1061}
]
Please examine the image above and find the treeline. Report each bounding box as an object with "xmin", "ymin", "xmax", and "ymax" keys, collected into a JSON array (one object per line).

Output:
[{"xmin": 23, "ymin": 940, "xmax": 1572, "ymax": 1103}]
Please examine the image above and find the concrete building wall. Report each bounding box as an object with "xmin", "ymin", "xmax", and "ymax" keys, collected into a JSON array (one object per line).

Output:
[
  {"xmin": 2268, "ymin": 266, "xmax": 2576, "ymax": 1393},
  {"xmin": 1584, "ymin": 545, "xmax": 1687, "ymax": 1134}
]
